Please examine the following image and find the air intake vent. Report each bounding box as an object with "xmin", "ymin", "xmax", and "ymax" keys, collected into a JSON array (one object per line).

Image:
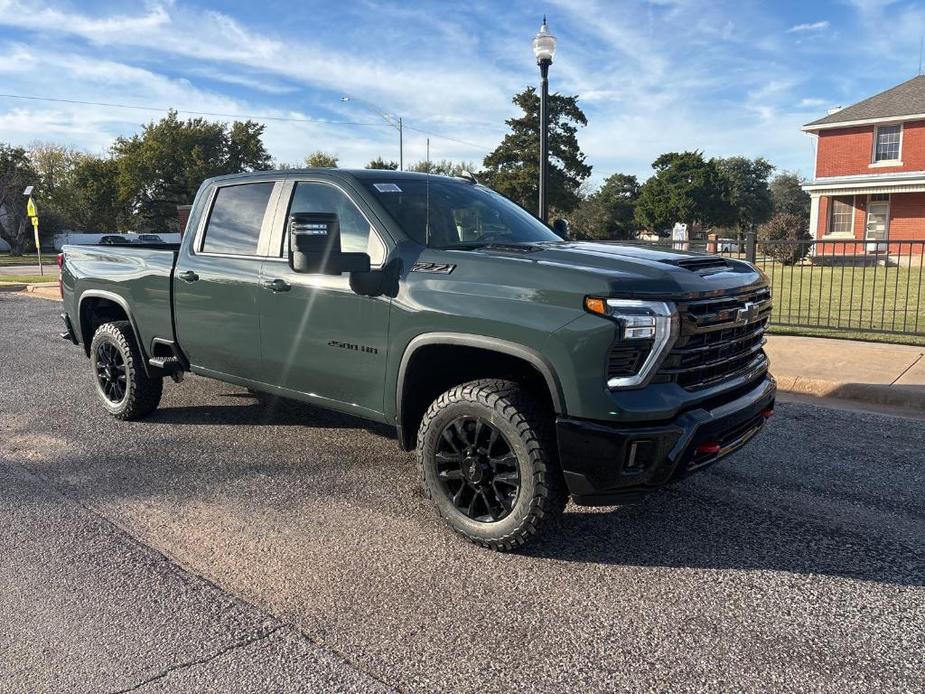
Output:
[{"xmin": 668, "ymin": 257, "xmax": 730, "ymax": 272}]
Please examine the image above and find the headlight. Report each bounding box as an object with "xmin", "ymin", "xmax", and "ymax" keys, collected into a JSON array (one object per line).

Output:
[{"xmin": 585, "ymin": 297, "xmax": 679, "ymax": 389}]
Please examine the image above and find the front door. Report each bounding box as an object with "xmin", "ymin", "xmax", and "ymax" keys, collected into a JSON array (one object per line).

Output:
[
  {"xmin": 866, "ymin": 200, "xmax": 889, "ymax": 253},
  {"xmin": 257, "ymin": 179, "xmax": 391, "ymax": 418},
  {"xmin": 174, "ymin": 180, "xmax": 280, "ymax": 380}
]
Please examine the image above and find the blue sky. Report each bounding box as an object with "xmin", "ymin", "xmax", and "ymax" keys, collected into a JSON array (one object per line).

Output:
[{"xmin": 0, "ymin": 0, "xmax": 923, "ymax": 186}]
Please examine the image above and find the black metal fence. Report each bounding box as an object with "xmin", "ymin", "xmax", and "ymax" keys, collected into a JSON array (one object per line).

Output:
[{"xmin": 615, "ymin": 236, "xmax": 925, "ymax": 343}]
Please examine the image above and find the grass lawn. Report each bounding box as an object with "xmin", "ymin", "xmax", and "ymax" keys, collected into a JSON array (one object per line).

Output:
[
  {"xmin": 0, "ymin": 252, "xmax": 56, "ymax": 267},
  {"xmin": 762, "ymin": 262, "xmax": 925, "ymax": 346},
  {"xmin": 0, "ymin": 274, "xmax": 56, "ymax": 284}
]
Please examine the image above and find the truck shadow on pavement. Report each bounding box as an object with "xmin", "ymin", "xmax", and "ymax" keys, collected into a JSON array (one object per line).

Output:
[
  {"xmin": 11, "ymin": 379, "xmax": 920, "ymax": 589},
  {"xmin": 521, "ymin": 493, "xmax": 923, "ymax": 587}
]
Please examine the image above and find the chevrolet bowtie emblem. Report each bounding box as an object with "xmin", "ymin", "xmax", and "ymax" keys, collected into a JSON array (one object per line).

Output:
[{"xmin": 736, "ymin": 301, "xmax": 760, "ymax": 324}]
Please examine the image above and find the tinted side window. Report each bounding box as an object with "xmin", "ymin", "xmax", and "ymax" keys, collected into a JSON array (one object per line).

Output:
[
  {"xmin": 287, "ymin": 182, "xmax": 385, "ymax": 264},
  {"xmin": 202, "ymin": 182, "xmax": 274, "ymax": 255}
]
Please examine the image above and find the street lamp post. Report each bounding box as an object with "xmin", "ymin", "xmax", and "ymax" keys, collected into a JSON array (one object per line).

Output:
[
  {"xmin": 532, "ymin": 17, "xmax": 557, "ymax": 223},
  {"xmin": 341, "ymin": 96, "xmax": 404, "ymax": 170}
]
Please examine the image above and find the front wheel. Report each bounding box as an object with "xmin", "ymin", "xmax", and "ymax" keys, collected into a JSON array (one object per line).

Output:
[
  {"xmin": 417, "ymin": 379, "xmax": 567, "ymax": 551},
  {"xmin": 89, "ymin": 321, "xmax": 163, "ymax": 420}
]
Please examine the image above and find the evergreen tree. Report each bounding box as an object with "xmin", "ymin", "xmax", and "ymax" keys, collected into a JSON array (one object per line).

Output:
[
  {"xmin": 635, "ymin": 151, "xmax": 732, "ymax": 235},
  {"xmin": 482, "ymin": 87, "xmax": 591, "ymax": 214}
]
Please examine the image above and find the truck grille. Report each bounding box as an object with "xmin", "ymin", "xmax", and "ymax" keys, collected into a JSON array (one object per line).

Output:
[{"xmin": 657, "ymin": 286, "xmax": 771, "ymax": 390}]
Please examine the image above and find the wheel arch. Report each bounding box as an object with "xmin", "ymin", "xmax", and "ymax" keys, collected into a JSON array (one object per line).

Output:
[
  {"xmin": 395, "ymin": 333, "xmax": 566, "ymax": 450},
  {"xmin": 77, "ymin": 290, "xmax": 151, "ymax": 375}
]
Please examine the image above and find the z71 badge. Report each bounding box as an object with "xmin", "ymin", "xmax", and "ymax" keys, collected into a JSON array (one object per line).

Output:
[{"xmin": 410, "ymin": 262, "xmax": 456, "ymax": 275}]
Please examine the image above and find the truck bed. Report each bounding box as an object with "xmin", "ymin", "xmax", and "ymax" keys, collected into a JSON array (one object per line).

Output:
[{"xmin": 61, "ymin": 244, "xmax": 180, "ymax": 356}]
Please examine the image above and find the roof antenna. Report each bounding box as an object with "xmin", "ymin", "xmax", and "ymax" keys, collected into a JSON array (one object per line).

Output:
[{"xmin": 919, "ymin": 35, "xmax": 923, "ymax": 76}]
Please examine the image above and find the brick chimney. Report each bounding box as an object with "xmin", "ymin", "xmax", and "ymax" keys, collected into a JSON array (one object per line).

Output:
[{"xmin": 177, "ymin": 204, "xmax": 193, "ymax": 236}]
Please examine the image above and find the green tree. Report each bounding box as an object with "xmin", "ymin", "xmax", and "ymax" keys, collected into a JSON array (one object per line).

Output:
[
  {"xmin": 758, "ymin": 212, "xmax": 812, "ymax": 265},
  {"xmin": 408, "ymin": 159, "xmax": 477, "ymax": 177},
  {"xmin": 482, "ymin": 87, "xmax": 591, "ymax": 214},
  {"xmin": 716, "ymin": 156, "xmax": 774, "ymax": 239},
  {"xmin": 67, "ymin": 157, "xmax": 126, "ymax": 231},
  {"xmin": 770, "ymin": 171, "xmax": 811, "ymax": 220},
  {"xmin": 365, "ymin": 157, "xmax": 398, "ymax": 170},
  {"xmin": 570, "ymin": 173, "xmax": 640, "ymax": 240},
  {"xmin": 113, "ymin": 111, "xmax": 271, "ymax": 231},
  {"xmin": 27, "ymin": 143, "xmax": 82, "ymax": 232},
  {"xmin": 0, "ymin": 144, "xmax": 38, "ymax": 254},
  {"xmin": 305, "ymin": 151, "xmax": 339, "ymax": 168},
  {"xmin": 634, "ymin": 151, "xmax": 732, "ymax": 235}
]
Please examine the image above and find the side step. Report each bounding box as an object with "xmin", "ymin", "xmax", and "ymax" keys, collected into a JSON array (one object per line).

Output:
[{"xmin": 148, "ymin": 356, "xmax": 184, "ymax": 374}]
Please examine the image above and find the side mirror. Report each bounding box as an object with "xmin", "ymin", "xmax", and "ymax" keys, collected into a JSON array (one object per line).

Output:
[
  {"xmin": 552, "ymin": 218, "xmax": 571, "ymax": 240},
  {"xmin": 289, "ymin": 212, "xmax": 370, "ymax": 275}
]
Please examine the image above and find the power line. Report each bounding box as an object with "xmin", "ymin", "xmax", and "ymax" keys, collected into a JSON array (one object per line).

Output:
[
  {"xmin": 0, "ymin": 92, "xmax": 493, "ymax": 151},
  {"xmin": 0, "ymin": 92, "xmax": 385, "ymax": 126}
]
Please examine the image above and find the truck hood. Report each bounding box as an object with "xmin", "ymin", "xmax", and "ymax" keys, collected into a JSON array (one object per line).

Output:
[{"xmin": 436, "ymin": 241, "xmax": 765, "ymax": 299}]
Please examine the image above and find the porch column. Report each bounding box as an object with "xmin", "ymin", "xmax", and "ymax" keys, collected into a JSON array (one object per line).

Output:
[{"xmin": 809, "ymin": 194, "xmax": 822, "ymax": 240}]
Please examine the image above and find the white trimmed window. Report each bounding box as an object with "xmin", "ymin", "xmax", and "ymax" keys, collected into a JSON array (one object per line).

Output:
[
  {"xmin": 828, "ymin": 196, "xmax": 854, "ymax": 235},
  {"xmin": 873, "ymin": 124, "xmax": 902, "ymax": 162}
]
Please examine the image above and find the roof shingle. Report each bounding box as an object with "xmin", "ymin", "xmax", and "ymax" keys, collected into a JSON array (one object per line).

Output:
[{"xmin": 804, "ymin": 75, "xmax": 925, "ymax": 128}]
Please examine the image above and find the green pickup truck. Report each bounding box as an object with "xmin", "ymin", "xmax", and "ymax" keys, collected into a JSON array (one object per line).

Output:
[{"xmin": 60, "ymin": 169, "xmax": 775, "ymax": 550}]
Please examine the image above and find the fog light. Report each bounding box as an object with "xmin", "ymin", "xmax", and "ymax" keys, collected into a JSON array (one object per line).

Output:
[
  {"xmin": 762, "ymin": 408, "xmax": 774, "ymax": 419},
  {"xmin": 696, "ymin": 441, "xmax": 721, "ymax": 456}
]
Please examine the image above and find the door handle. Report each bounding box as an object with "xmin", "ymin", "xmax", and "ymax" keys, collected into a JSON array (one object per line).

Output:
[
  {"xmin": 262, "ymin": 278, "xmax": 291, "ymax": 293},
  {"xmin": 178, "ymin": 270, "xmax": 199, "ymax": 283}
]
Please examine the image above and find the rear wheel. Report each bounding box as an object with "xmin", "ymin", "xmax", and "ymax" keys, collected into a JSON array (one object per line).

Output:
[
  {"xmin": 90, "ymin": 321, "xmax": 162, "ymax": 420},
  {"xmin": 417, "ymin": 379, "xmax": 566, "ymax": 551}
]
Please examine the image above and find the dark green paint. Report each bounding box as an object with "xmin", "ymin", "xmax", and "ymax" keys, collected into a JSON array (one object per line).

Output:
[{"xmin": 62, "ymin": 169, "xmax": 767, "ymax": 429}]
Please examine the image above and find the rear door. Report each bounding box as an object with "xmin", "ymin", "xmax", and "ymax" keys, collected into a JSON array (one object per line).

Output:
[
  {"xmin": 257, "ymin": 178, "xmax": 392, "ymax": 417},
  {"xmin": 174, "ymin": 179, "xmax": 283, "ymax": 380}
]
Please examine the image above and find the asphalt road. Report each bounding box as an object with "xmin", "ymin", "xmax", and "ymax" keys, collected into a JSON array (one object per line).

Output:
[{"xmin": 1, "ymin": 293, "xmax": 922, "ymax": 693}]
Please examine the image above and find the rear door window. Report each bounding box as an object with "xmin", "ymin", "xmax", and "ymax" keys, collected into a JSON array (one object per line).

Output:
[{"xmin": 201, "ymin": 182, "xmax": 274, "ymax": 255}]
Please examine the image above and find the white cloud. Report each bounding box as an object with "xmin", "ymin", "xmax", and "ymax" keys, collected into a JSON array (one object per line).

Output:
[
  {"xmin": 0, "ymin": 0, "xmax": 912, "ymax": 185},
  {"xmin": 788, "ymin": 21, "xmax": 830, "ymax": 33}
]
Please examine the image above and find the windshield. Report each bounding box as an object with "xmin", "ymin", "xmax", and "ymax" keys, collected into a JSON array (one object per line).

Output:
[{"xmin": 362, "ymin": 178, "xmax": 561, "ymax": 249}]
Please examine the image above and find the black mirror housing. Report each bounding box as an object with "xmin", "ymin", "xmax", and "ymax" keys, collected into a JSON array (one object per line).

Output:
[{"xmin": 289, "ymin": 212, "xmax": 371, "ymax": 275}]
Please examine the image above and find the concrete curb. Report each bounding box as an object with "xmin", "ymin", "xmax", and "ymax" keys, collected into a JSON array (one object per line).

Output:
[
  {"xmin": 775, "ymin": 375, "xmax": 925, "ymax": 411},
  {"xmin": 0, "ymin": 282, "xmax": 26, "ymax": 292}
]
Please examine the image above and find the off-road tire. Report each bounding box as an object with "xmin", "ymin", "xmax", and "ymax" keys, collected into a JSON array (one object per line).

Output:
[
  {"xmin": 90, "ymin": 321, "xmax": 162, "ymax": 420},
  {"xmin": 417, "ymin": 379, "xmax": 567, "ymax": 551}
]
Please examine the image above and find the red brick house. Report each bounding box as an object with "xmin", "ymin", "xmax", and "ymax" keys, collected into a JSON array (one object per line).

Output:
[{"xmin": 802, "ymin": 75, "xmax": 925, "ymax": 247}]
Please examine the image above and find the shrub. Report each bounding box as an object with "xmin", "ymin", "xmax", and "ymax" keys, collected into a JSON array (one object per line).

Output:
[{"xmin": 757, "ymin": 213, "xmax": 812, "ymax": 265}]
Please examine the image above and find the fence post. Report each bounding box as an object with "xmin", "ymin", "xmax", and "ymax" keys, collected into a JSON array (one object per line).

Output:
[{"xmin": 745, "ymin": 231, "xmax": 757, "ymax": 264}]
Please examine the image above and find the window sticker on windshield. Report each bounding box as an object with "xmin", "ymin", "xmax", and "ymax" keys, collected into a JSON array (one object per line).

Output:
[{"xmin": 373, "ymin": 183, "xmax": 402, "ymax": 193}]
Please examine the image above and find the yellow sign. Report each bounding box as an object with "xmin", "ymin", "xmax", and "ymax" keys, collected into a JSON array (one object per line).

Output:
[
  {"xmin": 26, "ymin": 197, "xmax": 37, "ymax": 219},
  {"xmin": 32, "ymin": 216, "xmax": 39, "ymax": 229}
]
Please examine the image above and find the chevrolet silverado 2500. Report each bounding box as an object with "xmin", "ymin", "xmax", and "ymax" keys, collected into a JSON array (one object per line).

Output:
[{"xmin": 60, "ymin": 169, "xmax": 775, "ymax": 550}]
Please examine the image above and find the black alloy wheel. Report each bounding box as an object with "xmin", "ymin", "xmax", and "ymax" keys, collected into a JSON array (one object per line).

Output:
[
  {"xmin": 435, "ymin": 416, "xmax": 520, "ymax": 522},
  {"xmin": 89, "ymin": 321, "xmax": 163, "ymax": 420},
  {"xmin": 95, "ymin": 340, "xmax": 127, "ymax": 404},
  {"xmin": 417, "ymin": 379, "xmax": 567, "ymax": 551}
]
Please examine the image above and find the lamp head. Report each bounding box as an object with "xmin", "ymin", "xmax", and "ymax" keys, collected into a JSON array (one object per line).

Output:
[{"xmin": 532, "ymin": 16, "xmax": 557, "ymax": 63}]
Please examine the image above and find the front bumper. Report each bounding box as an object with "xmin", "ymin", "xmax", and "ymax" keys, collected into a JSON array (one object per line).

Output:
[{"xmin": 557, "ymin": 375, "xmax": 776, "ymax": 505}]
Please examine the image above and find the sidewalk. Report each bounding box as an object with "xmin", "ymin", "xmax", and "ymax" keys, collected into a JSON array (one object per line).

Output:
[
  {"xmin": 766, "ymin": 335, "xmax": 925, "ymax": 411},
  {"xmin": 0, "ymin": 264, "xmax": 46, "ymax": 275}
]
